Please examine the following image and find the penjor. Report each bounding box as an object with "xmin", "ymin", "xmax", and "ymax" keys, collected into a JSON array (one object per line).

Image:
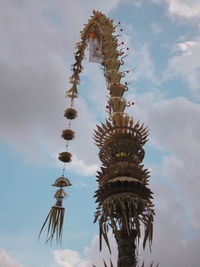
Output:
[{"xmin": 39, "ymin": 10, "xmax": 155, "ymax": 267}]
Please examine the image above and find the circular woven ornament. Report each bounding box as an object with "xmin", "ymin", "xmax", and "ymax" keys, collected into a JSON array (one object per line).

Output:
[
  {"xmin": 64, "ymin": 108, "xmax": 77, "ymax": 120},
  {"xmin": 61, "ymin": 129, "xmax": 75, "ymax": 140},
  {"xmin": 58, "ymin": 152, "xmax": 72, "ymax": 163}
]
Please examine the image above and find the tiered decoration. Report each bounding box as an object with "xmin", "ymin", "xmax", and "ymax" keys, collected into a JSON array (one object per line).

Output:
[
  {"xmin": 70, "ymin": 10, "xmax": 154, "ymax": 266},
  {"xmin": 94, "ymin": 113, "xmax": 154, "ymax": 266},
  {"xmin": 40, "ymin": 9, "xmax": 155, "ymax": 265}
]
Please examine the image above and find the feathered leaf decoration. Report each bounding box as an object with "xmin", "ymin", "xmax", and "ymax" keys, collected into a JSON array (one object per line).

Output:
[{"xmin": 39, "ymin": 189, "xmax": 68, "ymax": 244}]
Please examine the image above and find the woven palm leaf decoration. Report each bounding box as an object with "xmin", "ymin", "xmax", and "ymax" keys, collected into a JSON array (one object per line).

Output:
[
  {"xmin": 39, "ymin": 103, "xmax": 76, "ymax": 244},
  {"xmin": 39, "ymin": 177, "xmax": 71, "ymax": 244},
  {"xmin": 39, "ymin": 9, "xmax": 156, "ymax": 265},
  {"xmin": 39, "ymin": 58, "xmax": 78, "ymax": 244}
]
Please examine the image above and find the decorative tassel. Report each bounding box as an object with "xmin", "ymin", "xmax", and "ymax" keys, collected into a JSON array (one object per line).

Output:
[{"xmin": 39, "ymin": 177, "xmax": 71, "ymax": 244}]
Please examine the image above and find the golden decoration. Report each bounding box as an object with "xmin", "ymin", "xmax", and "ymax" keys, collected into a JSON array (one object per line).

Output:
[
  {"xmin": 58, "ymin": 152, "xmax": 72, "ymax": 163},
  {"xmin": 61, "ymin": 129, "xmax": 75, "ymax": 141},
  {"xmin": 64, "ymin": 108, "xmax": 77, "ymax": 120}
]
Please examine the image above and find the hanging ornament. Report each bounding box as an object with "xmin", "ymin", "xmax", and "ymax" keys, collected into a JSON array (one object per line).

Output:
[
  {"xmin": 67, "ymin": 84, "xmax": 79, "ymax": 99},
  {"xmin": 61, "ymin": 129, "xmax": 75, "ymax": 141},
  {"xmin": 39, "ymin": 177, "xmax": 71, "ymax": 244},
  {"xmin": 64, "ymin": 108, "xmax": 78, "ymax": 120},
  {"xmin": 58, "ymin": 152, "xmax": 72, "ymax": 163}
]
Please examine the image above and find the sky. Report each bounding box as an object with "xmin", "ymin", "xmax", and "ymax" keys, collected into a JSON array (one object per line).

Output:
[{"xmin": 0, "ymin": 0, "xmax": 200, "ymax": 266}]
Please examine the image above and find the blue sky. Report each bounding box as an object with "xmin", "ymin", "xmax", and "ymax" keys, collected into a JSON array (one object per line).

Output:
[{"xmin": 0, "ymin": 0, "xmax": 200, "ymax": 266}]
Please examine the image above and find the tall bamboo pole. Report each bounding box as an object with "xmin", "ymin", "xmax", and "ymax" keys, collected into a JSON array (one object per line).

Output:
[
  {"xmin": 41, "ymin": 10, "xmax": 155, "ymax": 266},
  {"xmin": 68, "ymin": 10, "xmax": 155, "ymax": 266}
]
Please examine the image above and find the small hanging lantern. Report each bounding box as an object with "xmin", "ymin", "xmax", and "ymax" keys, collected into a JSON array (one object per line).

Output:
[{"xmin": 39, "ymin": 177, "xmax": 71, "ymax": 244}]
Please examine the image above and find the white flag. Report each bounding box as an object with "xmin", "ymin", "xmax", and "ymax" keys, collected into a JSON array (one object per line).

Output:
[{"xmin": 89, "ymin": 34, "xmax": 103, "ymax": 63}]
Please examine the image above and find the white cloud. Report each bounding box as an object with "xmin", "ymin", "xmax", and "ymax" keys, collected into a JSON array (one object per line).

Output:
[
  {"xmin": 166, "ymin": 0, "xmax": 200, "ymax": 18},
  {"xmin": 113, "ymin": 25, "xmax": 159, "ymax": 86},
  {"xmin": 133, "ymin": 44, "xmax": 159, "ymax": 84},
  {"xmin": 151, "ymin": 0, "xmax": 200, "ymax": 18},
  {"xmin": 165, "ymin": 40, "xmax": 200, "ymax": 97},
  {"xmin": 0, "ymin": 0, "xmax": 122, "ymax": 167},
  {"xmin": 0, "ymin": 0, "xmax": 160, "ymax": 170},
  {"xmin": 54, "ymin": 233, "xmax": 117, "ymax": 267},
  {"xmin": 83, "ymin": 233, "xmax": 118, "ymax": 266},
  {"xmin": 176, "ymin": 41, "xmax": 199, "ymax": 54},
  {"xmin": 118, "ymin": 42, "xmax": 158, "ymax": 88},
  {"xmin": 68, "ymin": 156, "xmax": 98, "ymax": 176},
  {"xmin": 0, "ymin": 249, "xmax": 22, "ymax": 267},
  {"xmin": 54, "ymin": 250, "xmax": 89, "ymax": 267},
  {"xmin": 126, "ymin": 96, "xmax": 200, "ymax": 265},
  {"xmin": 147, "ymin": 97, "xmax": 200, "ymax": 231}
]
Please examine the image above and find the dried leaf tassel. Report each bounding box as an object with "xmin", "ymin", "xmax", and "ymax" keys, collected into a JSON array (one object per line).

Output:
[{"xmin": 39, "ymin": 189, "xmax": 68, "ymax": 244}]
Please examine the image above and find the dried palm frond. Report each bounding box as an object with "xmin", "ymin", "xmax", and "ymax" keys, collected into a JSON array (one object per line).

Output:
[
  {"xmin": 95, "ymin": 195, "xmax": 154, "ymax": 253},
  {"xmin": 138, "ymin": 261, "xmax": 159, "ymax": 267},
  {"xmin": 39, "ymin": 206, "xmax": 65, "ymax": 244},
  {"xmin": 39, "ymin": 189, "xmax": 67, "ymax": 244}
]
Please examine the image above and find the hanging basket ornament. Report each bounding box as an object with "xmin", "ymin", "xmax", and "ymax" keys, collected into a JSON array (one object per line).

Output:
[
  {"xmin": 64, "ymin": 108, "xmax": 77, "ymax": 120},
  {"xmin": 61, "ymin": 129, "xmax": 75, "ymax": 141},
  {"xmin": 58, "ymin": 152, "xmax": 72, "ymax": 163},
  {"xmin": 39, "ymin": 177, "xmax": 71, "ymax": 244}
]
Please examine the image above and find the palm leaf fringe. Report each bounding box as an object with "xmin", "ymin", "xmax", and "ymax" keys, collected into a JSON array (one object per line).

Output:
[
  {"xmin": 39, "ymin": 206, "xmax": 65, "ymax": 244},
  {"xmin": 95, "ymin": 195, "xmax": 154, "ymax": 253},
  {"xmin": 39, "ymin": 188, "xmax": 67, "ymax": 244},
  {"xmin": 93, "ymin": 260, "xmax": 158, "ymax": 267}
]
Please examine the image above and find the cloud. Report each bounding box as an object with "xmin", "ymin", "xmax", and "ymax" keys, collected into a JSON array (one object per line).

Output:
[
  {"xmin": 164, "ymin": 40, "xmax": 200, "ymax": 97},
  {"xmin": 121, "ymin": 36, "xmax": 159, "ymax": 85},
  {"xmin": 68, "ymin": 155, "xmax": 98, "ymax": 176},
  {"xmin": 176, "ymin": 41, "xmax": 199, "ymax": 54},
  {"xmin": 142, "ymin": 182, "xmax": 200, "ymax": 267},
  {"xmin": 0, "ymin": 0, "xmax": 121, "ymax": 168},
  {"xmin": 151, "ymin": 0, "xmax": 200, "ymax": 18},
  {"xmin": 133, "ymin": 44, "xmax": 159, "ymax": 84},
  {"xmin": 54, "ymin": 233, "xmax": 117, "ymax": 267},
  {"xmin": 166, "ymin": 0, "xmax": 200, "ymax": 18},
  {"xmin": 0, "ymin": 249, "xmax": 23, "ymax": 267},
  {"xmin": 124, "ymin": 96, "xmax": 200, "ymax": 265},
  {"xmin": 146, "ymin": 97, "xmax": 200, "ymax": 231},
  {"xmin": 54, "ymin": 250, "xmax": 89, "ymax": 267},
  {"xmin": 0, "ymin": 0, "xmax": 159, "ymax": 172}
]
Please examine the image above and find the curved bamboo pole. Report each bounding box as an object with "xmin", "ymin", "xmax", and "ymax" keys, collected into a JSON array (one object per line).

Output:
[{"xmin": 66, "ymin": 10, "xmax": 155, "ymax": 267}]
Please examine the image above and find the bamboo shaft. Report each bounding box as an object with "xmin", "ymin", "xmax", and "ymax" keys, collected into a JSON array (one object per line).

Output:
[{"xmin": 115, "ymin": 229, "xmax": 137, "ymax": 267}]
